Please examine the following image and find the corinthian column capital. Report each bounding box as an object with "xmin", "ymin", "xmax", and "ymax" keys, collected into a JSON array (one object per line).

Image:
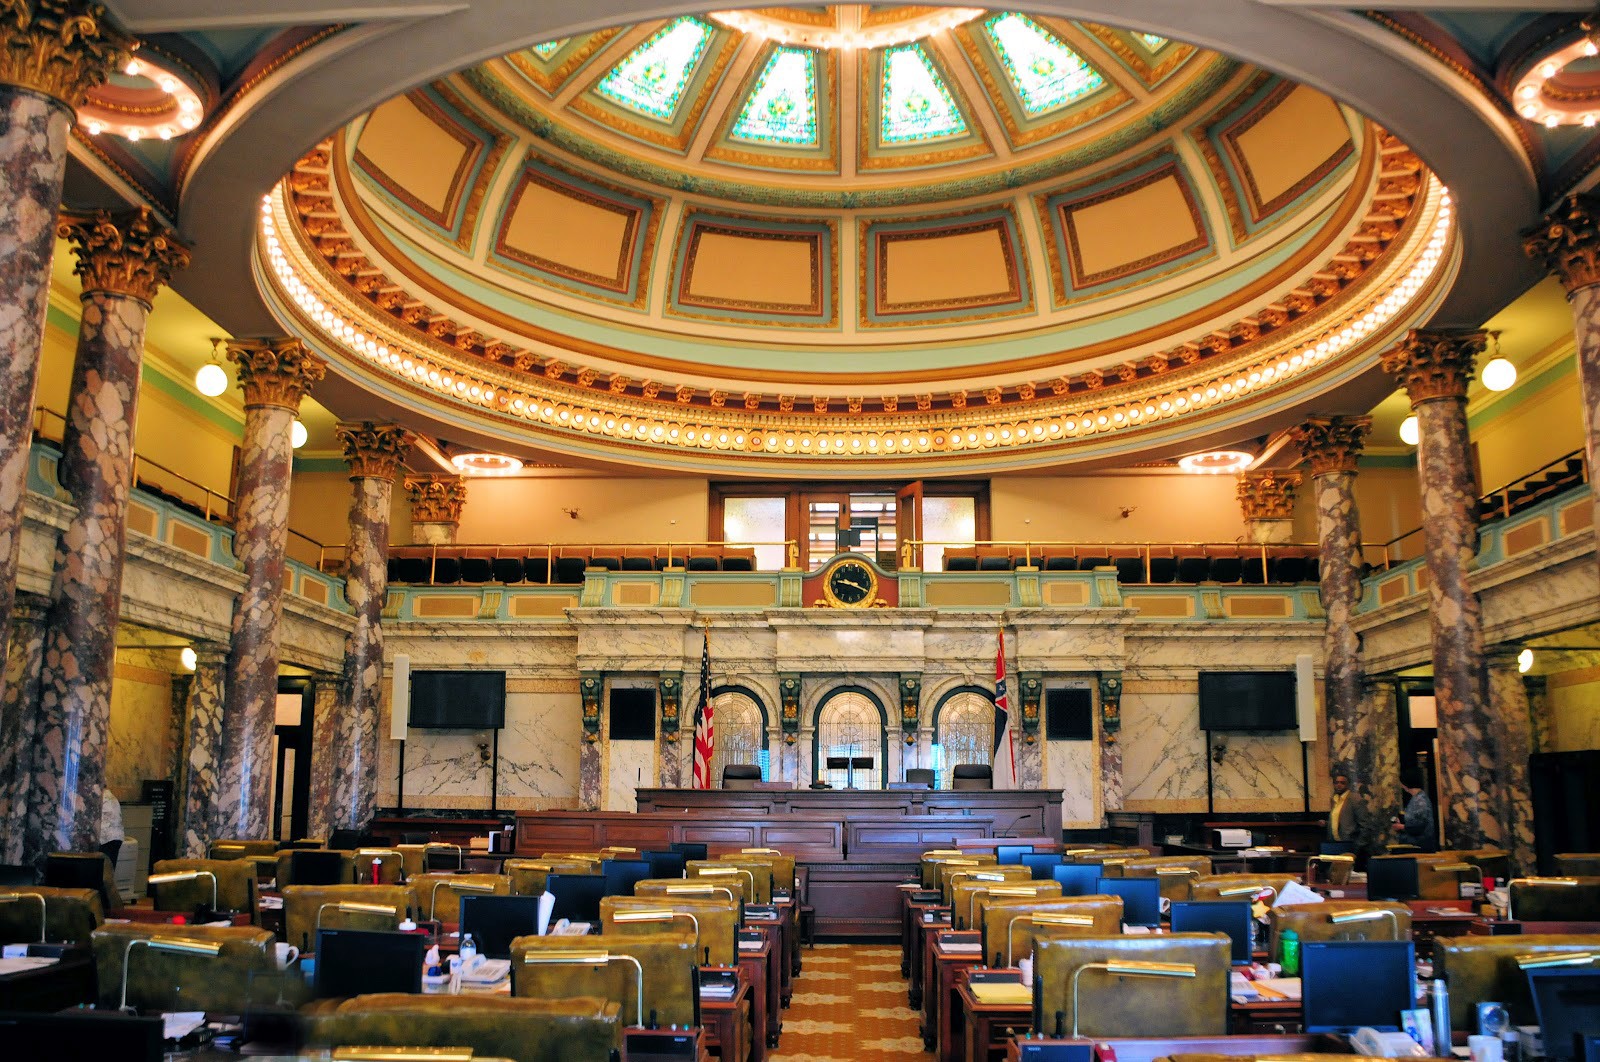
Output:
[
  {"xmin": 57, "ymin": 206, "xmax": 189, "ymax": 303},
  {"xmin": 1523, "ymin": 194, "xmax": 1600, "ymax": 295},
  {"xmin": 1290, "ymin": 415, "xmax": 1372, "ymax": 476},
  {"xmin": 1379, "ymin": 328, "xmax": 1486, "ymax": 406},
  {"xmin": 404, "ymin": 474, "xmax": 467, "ymax": 524},
  {"xmin": 226, "ymin": 338, "xmax": 326, "ymax": 412},
  {"xmin": 334, "ymin": 421, "xmax": 410, "ymax": 480},
  {"xmin": 1236, "ymin": 469, "xmax": 1301, "ymax": 521},
  {"xmin": 0, "ymin": 0, "xmax": 129, "ymax": 110}
]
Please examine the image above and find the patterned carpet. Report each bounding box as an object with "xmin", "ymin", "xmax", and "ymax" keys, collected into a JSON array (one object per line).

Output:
[{"xmin": 768, "ymin": 943, "xmax": 933, "ymax": 1061}]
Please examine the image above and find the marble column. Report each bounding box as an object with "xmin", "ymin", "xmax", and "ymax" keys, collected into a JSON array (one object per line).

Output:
[
  {"xmin": 305, "ymin": 677, "xmax": 340, "ymax": 842},
  {"xmin": 176, "ymin": 644, "xmax": 225, "ymax": 857},
  {"xmin": 327, "ymin": 422, "xmax": 409, "ymax": 831},
  {"xmin": 1289, "ymin": 415, "xmax": 1394, "ymax": 853},
  {"xmin": 215, "ymin": 339, "xmax": 325, "ymax": 839},
  {"xmin": 0, "ymin": 3, "xmax": 125, "ymax": 681},
  {"xmin": 0, "ymin": 592, "xmax": 48, "ymax": 861},
  {"xmin": 1098, "ymin": 674, "xmax": 1123, "ymax": 819},
  {"xmin": 18, "ymin": 209, "xmax": 187, "ymax": 862},
  {"xmin": 1486, "ymin": 649, "xmax": 1536, "ymax": 874},
  {"xmin": 1235, "ymin": 469, "xmax": 1302, "ymax": 545},
  {"xmin": 579, "ymin": 672, "xmax": 602, "ymax": 809},
  {"xmin": 1357, "ymin": 679, "xmax": 1404, "ymax": 850},
  {"xmin": 1523, "ymin": 195, "xmax": 1600, "ymax": 575},
  {"xmin": 1526, "ymin": 675, "xmax": 1553, "ymax": 754},
  {"xmin": 1380, "ymin": 329, "xmax": 1500, "ymax": 851},
  {"xmin": 404, "ymin": 474, "xmax": 467, "ymax": 545}
]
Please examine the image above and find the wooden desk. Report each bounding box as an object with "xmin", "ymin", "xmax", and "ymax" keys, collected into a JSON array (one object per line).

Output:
[
  {"xmin": 742, "ymin": 917, "xmax": 786, "ymax": 1031},
  {"xmin": 1408, "ymin": 899, "xmax": 1479, "ymax": 958},
  {"xmin": 1228, "ymin": 998, "xmax": 1302, "ymax": 1034},
  {"xmin": 635, "ymin": 789, "xmax": 1062, "ymax": 841},
  {"xmin": 736, "ymin": 934, "xmax": 774, "ymax": 1060},
  {"xmin": 0, "ymin": 949, "xmax": 95, "ymax": 1011},
  {"xmin": 700, "ymin": 977, "xmax": 753, "ymax": 1062},
  {"xmin": 958, "ymin": 975, "xmax": 1032, "ymax": 1062},
  {"xmin": 907, "ymin": 901, "xmax": 950, "ymax": 1009},
  {"xmin": 925, "ymin": 936, "xmax": 984, "ymax": 1061},
  {"xmin": 1086, "ymin": 1033, "xmax": 1327, "ymax": 1062}
]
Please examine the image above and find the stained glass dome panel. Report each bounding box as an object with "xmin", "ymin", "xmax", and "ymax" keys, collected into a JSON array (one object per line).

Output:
[
  {"xmin": 983, "ymin": 12, "xmax": 1104, "ymax": 116},
  {"xmin": 730, "ymin": 46, "xmax": 820, "ymax": 146},
  {"xmin": 595, "ymin": 16, "xmax": 713, "ymax": 121},
  {"xmin": 881, "ymin": 43, "xmax": 966, "ymax": 143}
]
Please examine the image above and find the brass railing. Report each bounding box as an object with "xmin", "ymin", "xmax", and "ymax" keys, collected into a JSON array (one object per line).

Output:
[
  {"xmin": 335, "ymin": 539, "xmax": 802, "ymax": 585},
  {"xmin": 1383, "ymin": 447, "xmax": 1589, "ymax": 560},
  {"xmin": 901, "ymin": 538, "xmax": 1396, "ymax": 583}
]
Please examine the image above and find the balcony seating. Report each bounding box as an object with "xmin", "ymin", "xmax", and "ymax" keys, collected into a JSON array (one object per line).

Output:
[
  {"xmin": 722, "ymin": 546, "xmax": 757, "ymax": 571},
  {"xmin": 1208, "ymin": 547, "xmax": 1242, "ymax": 583},
  {"xmin": 1148, "ymin": 550, "xmax": 1178, "ymax": 584},
  {"xmin": 1110, "ymin": 548, "xmax": 1145, "ymax": 584},
  {"xmin": 620, "ymin": 549, "xmax": 655, "ymax": 572},
  {"xmin": 587, "ymin": 549, "xmax": 622, "ymax": 571},
  {"xmin": 1077, "ymin": 552, "xmax": 1110, "ymax": 571},
  {"xmin": 976, "ymin": 546, "xmax": 1012, "ymax": 571},
  {"xmin": 1240, "ymin": 549, "xmax": 1267, "ymax": 584},
  {"xmin": 686, "ymin": 547, "xmax": 721, "ymax": 572},
  {"xmin": 523, "ymin": 552, "xmax": 550, "ymax": 584},
  {"xmin": 1043, "ymin": 553, "xmax": 1077, "ymax": 571},
  {"xmin": 553, "ymin": 547, "xmax": 589, "ymax": 584},
  {"xmin": 944, "ymin": 548, "xmax": 978, "ymax": 571},
  {"xmin": 492, "ymin": 552, "xmax": 525, "ymax": 583},
  {"xmin": 430, "ymin": 547, "xmax": 463, "ymax": 584},
  {"xmin": 459, "ymin": 548, "xmax": 495, "ymax": 583}
]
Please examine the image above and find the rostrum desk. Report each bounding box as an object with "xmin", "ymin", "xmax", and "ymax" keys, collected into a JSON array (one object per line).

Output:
[{"xmin": 515, "ymin": 788, "xmax": 1061, "ymax": 938}]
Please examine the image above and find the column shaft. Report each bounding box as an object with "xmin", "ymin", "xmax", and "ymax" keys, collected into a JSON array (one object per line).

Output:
[
  {"xmin": 1486, "ymin": 651, "xmax": 1536, "ymax": 874},
  {"xmin": 306, "ymin": 678, "xmax": 340, "ymax": 842},
  {"xmin": 178, "ymin": 647, "xmax": 225, "ymax": 857},
  {"xmin": 1572, "ymin": 284, "xmax": 1600, "ymax": 543},
  {"xmin": 0, "ymin": 594, "xmax": 47, "ymax": 862},
  {"xmin": 1098, "ymin": 676, "xmax": 1123, "ymax": 819}
]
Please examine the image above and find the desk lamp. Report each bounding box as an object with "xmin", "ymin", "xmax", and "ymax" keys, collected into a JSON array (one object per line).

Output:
[
  {"xmin": 147, "ymin": 870, "xmax": 218, "ymax": 913},
  {"xmin": 972, "ymin": 884, "xmax": 1050, "ymax": 930},
  {"xmin": 119, "ymin": 936, "xmax": 223, "ymax": 1012},
  {"xmin": 1515, "ymin": 951, "xmax": 1595, "ymax": 969},
  {"xmin": 316, "ymin": 901, "xmax": 398, "ymax": 933},
  {"xmin": 355, "ymin": 849, "xmax": 403, "ymax": 882},
  {"xmin": 522, "ymin": 949, "xmax": 645, "ymax": 1026},
  {"xmin": 332, "ymin": 1049, "xmax": 474, "ymax": 1061},
  {"xmin": 208, "ymin": 843, "xmax": 247, "ymax": 859},
  {"xmin": 1327, "ymin": 907, "xmax": 1402, "ymax": 939},
  {"xmin": 1007, "ymin": 912, "xmax": 1094, "ymax": 966},
  {"xmin": 1430, "ymin": 862, "xmax": 1485, "ymax": 893},
  {"xmin": 1507, "ymin": 876, "xmax": 1579, "ymax": 922},
  {"xmin": 424, "ymin": 842, "xmax": 464, "ymax": 871},
  {"xmin": 660, "ymin": 883, "xmax": 736, "ymax": 904},
  {"xmin": 428, "ymin": 878, "xmax": 497, "ymax": 921},
  {"xmin": 1307, "ymin": 854, "xmax": 1355, "ymax": 886},
  {"xmin": 0, "ymin": 892, "xmax": 46, "ymax": 942},
  {"xmin": 613, "ymin": 909, "xmax": 700, "ymax": 953},
  {"xmin": 1218, "ymin": 884, "xmax": 1278, "ymax": 906},
  {"xmin": 695, "ymin": 866, "xmax": 755, "ymax": 900},
  {"xmin": 1070, "ymin": 960, "xmax": 1197, "ymax": 1038}
]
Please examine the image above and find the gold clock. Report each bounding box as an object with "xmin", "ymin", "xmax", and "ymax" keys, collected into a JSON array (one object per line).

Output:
[{"xmin": 822, "ymin": 557, "xmax": 878, "ymax": 608}]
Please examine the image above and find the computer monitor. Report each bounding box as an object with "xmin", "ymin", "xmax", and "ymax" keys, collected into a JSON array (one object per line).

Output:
[
  {"xmin": 313, "ymin": 928, "xmax": 425, "ymax": 999},
  {"xmin": 0, "ymin": 1011, "xmax": 162, "ymax": 1060},
  {"xmin": 1095, "ymin": 877, "xmax": 1162, "ymax": 927},
  {"xmin": 1366, "ymin": 857, "xmax": 1421, "ymax": 902},
  {"xmin": 1050, "ymin": 864, "xmax": 1101, "ymax": 897},
  {"xmin": 326, "ymin": 829, "xmax": 365, "ymax": 851},
  {"xmin": 459, "ymin": 895, "xmax": 544, "ymax": 959},
  {"xmin": 670, "ymin": 842, "xmax": 708, "ymax": 862},
  {"xmin": 602, "ymin": 859, "xmax": 654, "ymax": 897},
  {"xmin": 289, "ymin": 850, "xmax": 349, "ymax": 886},
  {"xmin": 1529, "ymin": 967, "xmax": 1600, "ymax": 1062},
  {"xmin": 42, "ymin": 854, "xmax": 105, "ymax": 892},
  {"xmin": 546, "ymin": 873, "xmax": 607, "ymax": 924},
  {"xmin": 1021, "ymin": 854, "xmax": 1064, "ymax": 880},
  {"xmin": 1299, "ymin": 940, "xmax": 1416, "ymax": 1034},
  {"xmin": 641, "ymin": 850, "xmax": 687, "ymax": 879},
  {"xmin": 1319, "ymin": 841, "xmax": 1358, "ymax": 857},
  {"xmin": 996, "ymin": 845, "xmax": 1033, "ymax": 866},
  {"xmin": 1169, "ymin": 901, "xmax": 1254, "ymax": 965}
]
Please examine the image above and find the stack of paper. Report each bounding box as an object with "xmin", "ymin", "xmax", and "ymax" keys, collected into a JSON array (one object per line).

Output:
[{"xmin": 970, "ymin": 981, "xmax": 1033, "ymax": 1005}]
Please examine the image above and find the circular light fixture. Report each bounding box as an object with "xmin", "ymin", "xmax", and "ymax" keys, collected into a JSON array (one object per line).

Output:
[
  {"xmin": 709, "ymin": 6, "xmax": 983, "ymax": 49},
  {"xmin": 1518, "ymin": 647, "xmax": 1534, "ymax": 674},
  {"xmin": 1480, "ymin": 356, "xmax": 1517, "ymax": 392},
  {"xmin": 180, "ymin": 647, "xmax": 197, "ymax": 672},
  {"xmin": 194, "ymin": 361, "xmax": 227, "ymax": 397},
  {"xmin": 1176, "ymin": 450, "xmax": 1253, "ymax": 475},
  {"xmin": 451, "ymin": 452, "xmax": 524, "ymax": 476},
  {"xmin": 1510, "ymin": 30, "xmax": 1600, "ymax": 127},
  {"xmin": 78, "ymin": 52, "xmax": 206, "ymax": 141},
  {"xmin": 290, "ymin": 420, "xmax": 308, "ymax": 449},
  {"xmin": 1399, "ymin": 415, "xmax": 1420, "ymax": 446}
]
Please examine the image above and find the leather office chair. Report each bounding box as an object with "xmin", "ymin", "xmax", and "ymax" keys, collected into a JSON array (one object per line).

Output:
[
  {"xmin": 903, "ymin": 768, "xmax": 936, "ymax": 788},
  {"xmin": 606, "ymin": 892, "xmax": 740, "ymax": 966},
  {"xmin": 508, "ymin": 858, "xmax": 600, "ymax": 897},
  {"xmin": 1434, "ymin": 934, "xmax": 1600, "ymax": 1030},
  {"xmin": 351, "ymin": 847, "xmax": 407, "ymax": 885},
  {"xmin": 722, "ymin": 763, "xmax": 763, "ymax": 790},
  {"xmin": 408, "ymin": 872, "xmax": 510, "ymax": 922},
  {"xmin": 954, "ymin": 879, "xmax": 1061, "ymax": 931},
  {"xmin": 43, "ymin": 852, "xmax": 119, "ymax": 913},
  {"xmin": 951, "ymin": 764, "xmax": 993, "ymax": 790},
  {"xmin": 1121, "ymin": 856, "xmax": 1212, "ymax": 901},
  {"xmin": 512, "ymin": 930, "xmax": 698, "ymax": 1027},
  {"xmin": 91, "ymin": 923, "xmax": 274, "ymax": 1013},
  {"xmin": 920, "ymin": 851, "xmax": 995, "ymax": 889},
  {"xmin": 281, "ymin": 884, "xmax": 412, "ymax": 953},
  {"xmin": 1507, "ymin": 876, "xmax": 1600, "ymax": 921},
  {"xmin": 0, "ymin": 884, "xmax": 103, "ymax": 944},
  {"xmin": 685, "ymin": 860, "xmax": 763, "ymax": 903},
  {"xmin": 149, "ymin": 857, "xmax": 258, "ymax": 916},
  {"xmin": 1189, "ymin": 874, "xmax": 1297, "ymax": 903},
  {"xmin": 943, "ymin": 865, "xmax": 1031, "ymax": 908},
  {"xmin": 1035, "ymin": 933, "xmax": 1231, "ymax": 1039},
  {"xmin": 982, "ymin": 895, "xmax": 1124, "ymax": 967},
  {"xmin": 303, "ymin": 993, "xmax": 624, "ymax": 1062},
  {"xmin": 736, "ymin": 849, "xmax": 796, "ymax": 894},
  {"xmin": 207, "ymin": 839, "xmax": 278, "ymax": 861},
  {"xmin": 275, "ymin": 849, "xmax": 356, "ymax": 888},
  {"xmin": 1268, "ymin": 900, "xmax": 1412, "ymax": 962},
  {"xmin": 1555, "ymin": 853, "xmax": 1600, "ymax": 876}
]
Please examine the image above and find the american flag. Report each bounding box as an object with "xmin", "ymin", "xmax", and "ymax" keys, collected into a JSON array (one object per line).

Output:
[
  {"xmin": 691, "ymin": 627, "xmax": 714, "ymax": 789},
  {"xmin": 993, "ymin": 627, "xmax": 1018, "ymax": 788}
]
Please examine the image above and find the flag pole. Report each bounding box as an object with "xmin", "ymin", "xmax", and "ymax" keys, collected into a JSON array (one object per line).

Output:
[{"xmin": 1000, "ymin": 623, "xmax": 1018, "ymax": 789}]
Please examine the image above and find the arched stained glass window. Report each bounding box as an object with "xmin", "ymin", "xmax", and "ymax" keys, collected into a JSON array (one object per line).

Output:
[
  {"xmin": 935, "ymin": 691, "xmax": 994, "ymax": 790},
  {"xmin": 595, "ymin": 17, "xmax": 713, "ymax": 121},
  {"xmin": 815, "ymin": 690, "xmax": 885, "ymax": 789},
  {"xmin": 730, "ymin": 46, "xmax": 819, "ymax": 146},
  {"xmin": 711, "ymin": 690, "xmax": 765, "ymax": 788},
  {"xmin": 880, "ymin": 44, "xmax": 966, "ymax": 143},
  {"xmin": 983, "ymin": 13, "xmax": 1104, "ymax": 116}
]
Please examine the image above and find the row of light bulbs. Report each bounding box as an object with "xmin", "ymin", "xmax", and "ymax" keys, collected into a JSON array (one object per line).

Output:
[
  {"xmin": 257, "ymin": 179, "xmax": 1452, "ymax": 465},
  {"xmin": 1512, "ymin": 34, "xmax": 1600, "ymax": 128},
  {"xmin": 707, "ymin": 7, "xmax": 983, "ymax": 50},
  {"xmin": 1394, "ymin": 354, "xmax": 1518, "ymax": 446},
  {"xmin": 79, "ymin": 56, "xmax": 204, "ymax": 141},
  {"xmin": 192, "ymin": 359, "xmax": 310, "ymax": 448}
]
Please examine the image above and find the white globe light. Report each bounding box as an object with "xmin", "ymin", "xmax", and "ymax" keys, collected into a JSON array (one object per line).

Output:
[
  {"xmin": 1517, "ymin": 648, "xmax": 1534, "ymax": 674},
  {"xmin": 1399, "ymin": 415, "xmax": 1420, "ymax": 446},
  {"xmin": 290, "ymin": 420, "xmax": 308, "ymax": 449},
  {"xmin": 194, "ymin": 362, "xmax": 228, "ymax": 397},
  {"xmin": 180, "ymin": 647, "xmax": 197, "ymax": 672},
  {"xmin": 1480, "ymin": 357, "xmax": 1517, "ymax": 392}
]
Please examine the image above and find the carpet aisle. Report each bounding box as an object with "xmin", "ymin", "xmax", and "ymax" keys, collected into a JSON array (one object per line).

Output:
[{"xmin": 768, "ymin": 942, "xmax": 933, "ymax": 1061}]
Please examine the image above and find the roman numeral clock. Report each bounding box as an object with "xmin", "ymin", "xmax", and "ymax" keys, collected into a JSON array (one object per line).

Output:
[{"xmin": 806, "ymin": 555, "xmax": 896, "ymax": 608}]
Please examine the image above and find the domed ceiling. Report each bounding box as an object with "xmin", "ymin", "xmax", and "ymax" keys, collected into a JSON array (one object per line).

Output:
[{"xmin": 257, "ymin": 6, "xmax": 1457, "ymax": 475}]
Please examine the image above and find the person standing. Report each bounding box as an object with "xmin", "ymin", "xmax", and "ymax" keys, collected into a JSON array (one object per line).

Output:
[
  {"xmin": 1327, "ymin": 772, "xmax": 1361, "ymax": 844},
  {"xmin": 99, "ymin": 786, "xmax": 124, "ymax": 867},
  {"xmin": 1393, "ymin": 768, "xmax": 1437, "ymax": 852}
]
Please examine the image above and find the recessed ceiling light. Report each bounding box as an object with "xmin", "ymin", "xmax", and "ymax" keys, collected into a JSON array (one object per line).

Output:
[
  {"xmin": 451, "ymin": 452, "xmax": 523, "ymax": 476},
  {"xmin": 1177, "ymin": 450, "xmax": 1253, "ymax": 474}
]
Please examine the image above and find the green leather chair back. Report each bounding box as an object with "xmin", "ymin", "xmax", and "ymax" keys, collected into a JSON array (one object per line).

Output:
[
  {"xmin": 281, "ymin": 884, "xmax": 413, "ymax": 953},
  {"xmin": 409, "ymin": 872, "xmax": 510, "ymax": 921},
  {"xmin": 1462, "ymin": 848, "xmax": 1511, "ymax": 881},
  {"xmin": 351, "ymin": 848, "xmax": 407, "ymax": 885},
  {"xmin": 922, "ymin": 853, "xmax": 995, "ymax": 889},
  {"xmin": 508, "ymin": 858, "xmax": 600, "ymax": 897},
  {"xmin": 1036, "ymin": 932, "xmax": 1231, "ymax": 1039},
  {"xmin": 151, "ymin": 858, "xmax": 258, "ymax": 915},
  {"xmin": 685, "ymin": 861, "xmax": 762, "ymax": 903},
  {"xmin": 1412, "ymin": 853, "xmax": 1490, "ymax": 900},
  {"xmin": 981, "ymin": 894, "xmax": 1122, "ymax": 966},
  {"xmin": 513, "ymin": 930, "xmax": 698, "ymax": 1027},
  {"xmin": 941, "ymin": 863, "xmax": 1028, "ymax": 906},
  {"xmin": 303, "ymin": 993, "xmax": 623, "ymax": 1062},
  {"xmin": 603, "ymin": 893, "xmax": 738, "ymax": 966},
  {"xmin": 1556, "ymin": 854, "xmax": 1600, "ymax": 877},
  {"xmin": 91, "ymin": 922, "xmax": 273, "ymax": 1013},
  {"xmin": 45, "ymin": 851, "xmax": 119, "ymax": 912},
  {"xmin": 1508, "ymin": 877, "xmax": 1600, "ymax": 922},
  {"xmin": 275, "ymin": 849, "xmax": 357, "ymax": 888},
  {"xmin": 207, "ymin": 839, "xmax": 278, "ymax": 861},
  {"xmin": 1189, "ymin": 874, "xmax": 1297, "ymax": 903},
  {"xmin": 1269, "ymin": 901, "xmax": 1412, "ymax": 962},
  {"xmin": 1122, "ymin": 857, "xmax": 1213, "ymax": 901},
  {"xmin": 1433, "ymin": 934, "xmax": 1600, "ymax": 1029},
  {"xmin": 953, "ymin": 876, "xmax": 1058, "ymax": 930},
  {"xmin": 0, "ymin": 884, "xmax": 102, "ymax": 944},
  {"xmin": 735, "ymin": 850, "xmax": 796, "ymax": 894}
]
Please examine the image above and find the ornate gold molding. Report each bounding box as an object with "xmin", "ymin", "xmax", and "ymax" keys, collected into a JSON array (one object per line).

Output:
[
  {"xmin": 404, "ymin": 473, "xmax": 467, "ymax": 524},
  {"xmin": 0, "ymin": 0, "xmax": 128, "ymax": 111},
  {"xmin": 57, "ymin": 206, "xmax": 189, "ymax": 303},
  {"xmin": 1379, "ymin": 328, "xmax": 1485, "ymax": 406},
  {"xmin": 334, "ymin": 421, "xmax": 411, "ymax": 479},
  {"xmin": 1289, "ymin": 414, "xmax": 1371, "ymax": 476},
  {"xmin": 1523, "ymin": 193, "xmax": 1600, "ymax": 295},
  {"xmin": 1236, "ymin": 469, "xmax": 1302, "ymax": 521},
  {"xmin": 226, "ymin": 337, "xmax": 326, "ymax": 411}
]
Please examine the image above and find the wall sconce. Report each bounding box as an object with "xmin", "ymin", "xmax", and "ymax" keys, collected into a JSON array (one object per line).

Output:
[{"xmin": 562, "ymin": 508, "xmax": 580, "ymax": 520}]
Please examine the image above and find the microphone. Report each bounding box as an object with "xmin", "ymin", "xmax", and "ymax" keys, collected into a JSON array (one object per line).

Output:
[{"xmin": 1002, "ymin": 812, "xmax": 1038, "ymax": 839}]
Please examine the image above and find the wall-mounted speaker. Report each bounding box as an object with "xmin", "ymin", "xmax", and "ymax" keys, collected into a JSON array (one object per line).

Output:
[
  {"xmin": 1045, "ymin": 688, "xmax": 1093, "ymax": 742},
  {"xmin": 390, "ymin": 654, "xmax": 411, "ymax": 740},
  {"xmin": 1295, "ymin": 653, "xmax": 1316, "ymax": 742},
  {"xmin": 609, "ymin": 687, "xmax": 657, "ymax": 741}
]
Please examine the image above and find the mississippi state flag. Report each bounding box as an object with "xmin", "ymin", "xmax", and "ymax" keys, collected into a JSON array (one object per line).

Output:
[
  {"xmin": 993, "ymin": 628, "xmax": 1018, "ymax": 788},
  {"xmin": 691, "ymin": 628, "xmax": 714, "ymax": 789}
]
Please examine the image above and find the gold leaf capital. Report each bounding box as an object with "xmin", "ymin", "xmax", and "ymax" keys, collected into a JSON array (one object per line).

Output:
[
  {"xmin": 1290, "ymin": 415, "xmax": 1372, "ymax": 476},
  {"xmin": 226, "ymin": 337, "xmax": 326, "ymax": 412},
  {"xmin": 1379, "ymin": 328, "xmax": 1485, "ymax": 406},
  {"xmin": 1523, "ymin": 193, "xmax": 1600, "ymax": 295},
  {"xmin": 0, "ymin": 0, "xmax": 129, "ymax": 110},
  {"xmin": 58, "ymin": 206, "xmax": 189, "ymax": 303},
  {"xmin": 334, "ymin": 421, "xmax": 411, "ymax": 480}
]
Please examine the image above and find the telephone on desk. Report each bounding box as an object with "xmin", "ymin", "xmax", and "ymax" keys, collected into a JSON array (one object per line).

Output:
[{"xmin": 1351, "ymin": 1028, "xmax": 1428, "ymax": 1057}]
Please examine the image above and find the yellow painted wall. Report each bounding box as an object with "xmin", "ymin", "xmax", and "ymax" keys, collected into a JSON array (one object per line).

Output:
[
  {"xmin": 1472, "ymin": 364, "xmax": 1585, "ymax": 492},
  {"xmin": 456, "ymin": 476, "xmax": 711, "ymax": 545},
  {"xmin": 989, "ymin": 474, "xmax": 1249, "ymax": 544},
  {"xmin": 287, "ymin": 470, "xmax": 410, "ymax": 551},
  {"xmin": 1546, "ymin": 664, "xmax": 1600, "ymax": 752}
]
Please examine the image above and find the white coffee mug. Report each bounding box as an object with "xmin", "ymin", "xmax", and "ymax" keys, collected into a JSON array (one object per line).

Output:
[
  {"xmin": 274, "ymin": 942, "xmax": 299, "ymax": 969},
  {"xmin": 1469, "ymin": 1034, "xmax": 1504, "ymax": 1062}
]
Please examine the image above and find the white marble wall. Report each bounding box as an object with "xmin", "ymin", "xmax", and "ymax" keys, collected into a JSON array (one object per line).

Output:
[
  {"xmin": 1046, "ymin": 739, "xmax": 1097, "ymax": 826},
  {"xmin": 604, "ymin": 740, "xmax": 655, "ymax": 811},
  {"xmin": 1122, "ymin": 687, "xmax": 1211, "ymax": 810},
  {"xmin": 1209, "ymin": 731, "xmax": 1307, "ymax": 812}
]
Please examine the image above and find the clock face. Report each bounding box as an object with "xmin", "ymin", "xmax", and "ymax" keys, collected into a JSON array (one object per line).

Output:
[{"xmin": 825, "ymin": 559, "xmax": 877, "ymax": 607}]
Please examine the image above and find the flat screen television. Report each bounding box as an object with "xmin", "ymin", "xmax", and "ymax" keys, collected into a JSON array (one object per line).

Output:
[
  {"xmin": 1198, "ymin": 671, "xmax": 1296, "ymax": 731},
  {"xmin": 408, "ymin": 670, "xmax": 506, "ymax": 730}
]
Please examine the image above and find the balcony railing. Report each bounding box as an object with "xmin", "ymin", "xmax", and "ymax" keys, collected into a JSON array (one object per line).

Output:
[
  {"xmin": 902, "ymin": 539, "xmax": 1395, "ymax": 585},
  {"xmin": 354, "ymin": 540, "xmax": 802, "ymax": 586}
]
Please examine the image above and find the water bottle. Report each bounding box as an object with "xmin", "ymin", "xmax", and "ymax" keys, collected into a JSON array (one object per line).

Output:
[
  {"xmin": 1432, "ymin": 978, "xmax": 1452, "ymax": 1055},
  {"xmin": 1279, "ymin": 928, "xmax": 1300, "ymax": 976},
  {"xmin": 459, "ymin": 932, "xmax": 478, "ymax": 970}
]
